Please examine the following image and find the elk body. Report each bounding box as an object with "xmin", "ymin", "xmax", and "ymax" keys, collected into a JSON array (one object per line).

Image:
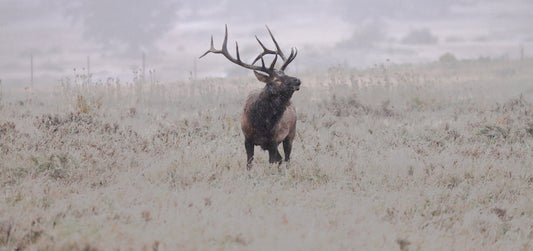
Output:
[{"xmin": 200, "ymin": 25, "xmax": 301, "ymax": 169}]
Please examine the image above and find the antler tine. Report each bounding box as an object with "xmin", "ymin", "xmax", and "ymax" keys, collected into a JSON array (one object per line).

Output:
[
  {"xmin": 199, "ymin": 35, "xmax": 216, "ymax": 59},
  {"xmin": 280, "ymin": 48, "xmax": 298, "ymax": 71},
  {"xmin": 260, "ymin": 57, "xmax": 266, "ymax": 69},
  {"xmin": 265, "ymin": 25, "xmax": 286, "ymax": 61},
  {"xmin": 221, "ymin": 24, "xmax": 229, "ymax": 53},
  {"xmin": 255, "ymin": 36, "xmax": 273, "ymax": 54},
  {"xmin": 235, "ymin": 41, "xmax": 241, "ymax": 61},
  {"xmin": 269, "ymin": 54, "xmax": 278, "ymax": 71},
  {"xmin": 252, "ymin": 36, "xmax": 278, "ymax": 65}
]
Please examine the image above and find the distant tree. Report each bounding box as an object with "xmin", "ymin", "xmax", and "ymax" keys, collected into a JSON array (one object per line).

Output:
[
  {"xmin": 439, "ymin": 52, "xmax": 457, "ymax": 63},
  {"xmin": 66, "ymin": 0, "xmax": 180, "ymax": 53},
  {"xmin": 401, "ymin": 29, "xmax": 438, "ymax": 45}
]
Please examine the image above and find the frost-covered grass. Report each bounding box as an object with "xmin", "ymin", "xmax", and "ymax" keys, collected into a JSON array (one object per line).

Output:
[{"xmin": 1, "ymin": 59, "xmax": 533, "ymax": 250}]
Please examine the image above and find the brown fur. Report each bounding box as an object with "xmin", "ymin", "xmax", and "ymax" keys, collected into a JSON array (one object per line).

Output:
[
  {"xmin": 241, "ymin": 91, "xmax": 297, "ymax": 147},
  {"xmin": 241, "ymin": 71, "xmax": 300, "ymax": 169}
]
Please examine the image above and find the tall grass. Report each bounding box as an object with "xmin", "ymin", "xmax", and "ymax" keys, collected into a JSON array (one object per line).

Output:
[{"xmin": 1, "ymin": 58, "xmax": 533, "ymax": 250}]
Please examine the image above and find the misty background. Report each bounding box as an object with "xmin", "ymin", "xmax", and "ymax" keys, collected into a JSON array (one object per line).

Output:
[{"xmin": 1, "ymin": 0, "xmax": 532, "ymax": 87}]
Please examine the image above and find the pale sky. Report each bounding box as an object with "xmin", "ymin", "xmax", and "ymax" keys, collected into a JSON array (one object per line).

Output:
[{"xmin": 1, "ymin": 0, "xmax": 532, "ymax": 86}]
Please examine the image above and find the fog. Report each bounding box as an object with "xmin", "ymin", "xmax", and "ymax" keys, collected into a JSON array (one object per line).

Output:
[{"xmin": 1, "ymin": 0, "xmax": 532, "ymax": 86}]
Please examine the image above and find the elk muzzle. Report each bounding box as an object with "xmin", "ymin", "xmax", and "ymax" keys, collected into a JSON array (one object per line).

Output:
[{"xmin": 291, "ymin": 78, "xmax": 301, "ymax": 91}]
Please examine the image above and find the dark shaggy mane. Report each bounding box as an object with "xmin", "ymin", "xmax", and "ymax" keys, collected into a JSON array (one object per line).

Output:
[{"xmin": 248, "ymin": 87, "xmax": 294, "ymax": 148}]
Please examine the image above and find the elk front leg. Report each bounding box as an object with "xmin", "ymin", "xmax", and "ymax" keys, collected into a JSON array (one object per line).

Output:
[
  {"xmin": 282, "ymin": 137, "xmax": 293, "ymax": 162},
  {"xmin": 245, "ymin": 138, "xmax": 254, "ymax": 170},
  {"xmin": 268, "ymin": 143, "xmax": 283, "ymax": 164}
]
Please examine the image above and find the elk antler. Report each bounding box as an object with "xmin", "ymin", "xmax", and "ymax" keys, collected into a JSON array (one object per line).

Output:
[
  {"xmin": 253, "ymin": 26, "xmax": 298, "ymax": 71},
  {"xmin": 199, "ymin": 25, "xmax": 297, "ymax": 74}
]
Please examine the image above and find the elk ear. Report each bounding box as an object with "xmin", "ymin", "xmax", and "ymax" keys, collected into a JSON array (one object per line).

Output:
[{"xmin": 254, "ymin": 71, "xmax": 270, "ymax": 83}]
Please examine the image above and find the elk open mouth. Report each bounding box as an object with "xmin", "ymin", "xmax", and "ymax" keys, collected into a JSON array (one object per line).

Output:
[{"xmin": 293, "ymin": 85, "xmax": 301, "ymax": 91}]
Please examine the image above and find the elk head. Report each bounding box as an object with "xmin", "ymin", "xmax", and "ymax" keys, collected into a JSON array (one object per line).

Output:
[{"xmin": 200, "ymin": 25, "xmax": 300, "ymax": 170}]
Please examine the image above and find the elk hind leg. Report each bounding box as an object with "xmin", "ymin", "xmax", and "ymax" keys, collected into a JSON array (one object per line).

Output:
[
  {"xmin": 245, "ymin": 138, "xmax": 254, "ymax": 170},
  {"xmin": 282, "ymin": 137, "xmax": 293, "ymax": 162}
]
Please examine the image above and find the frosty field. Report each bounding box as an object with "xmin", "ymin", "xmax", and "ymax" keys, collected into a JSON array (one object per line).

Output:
[{"xmin": 1, "ymin": 59, "xmax": 533, "ymax": 250}]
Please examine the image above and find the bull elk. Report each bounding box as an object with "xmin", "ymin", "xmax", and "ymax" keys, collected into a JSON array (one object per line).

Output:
[{"xmin": 200, "ymin": 25, "xmax": 301, "ymax": 169}]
